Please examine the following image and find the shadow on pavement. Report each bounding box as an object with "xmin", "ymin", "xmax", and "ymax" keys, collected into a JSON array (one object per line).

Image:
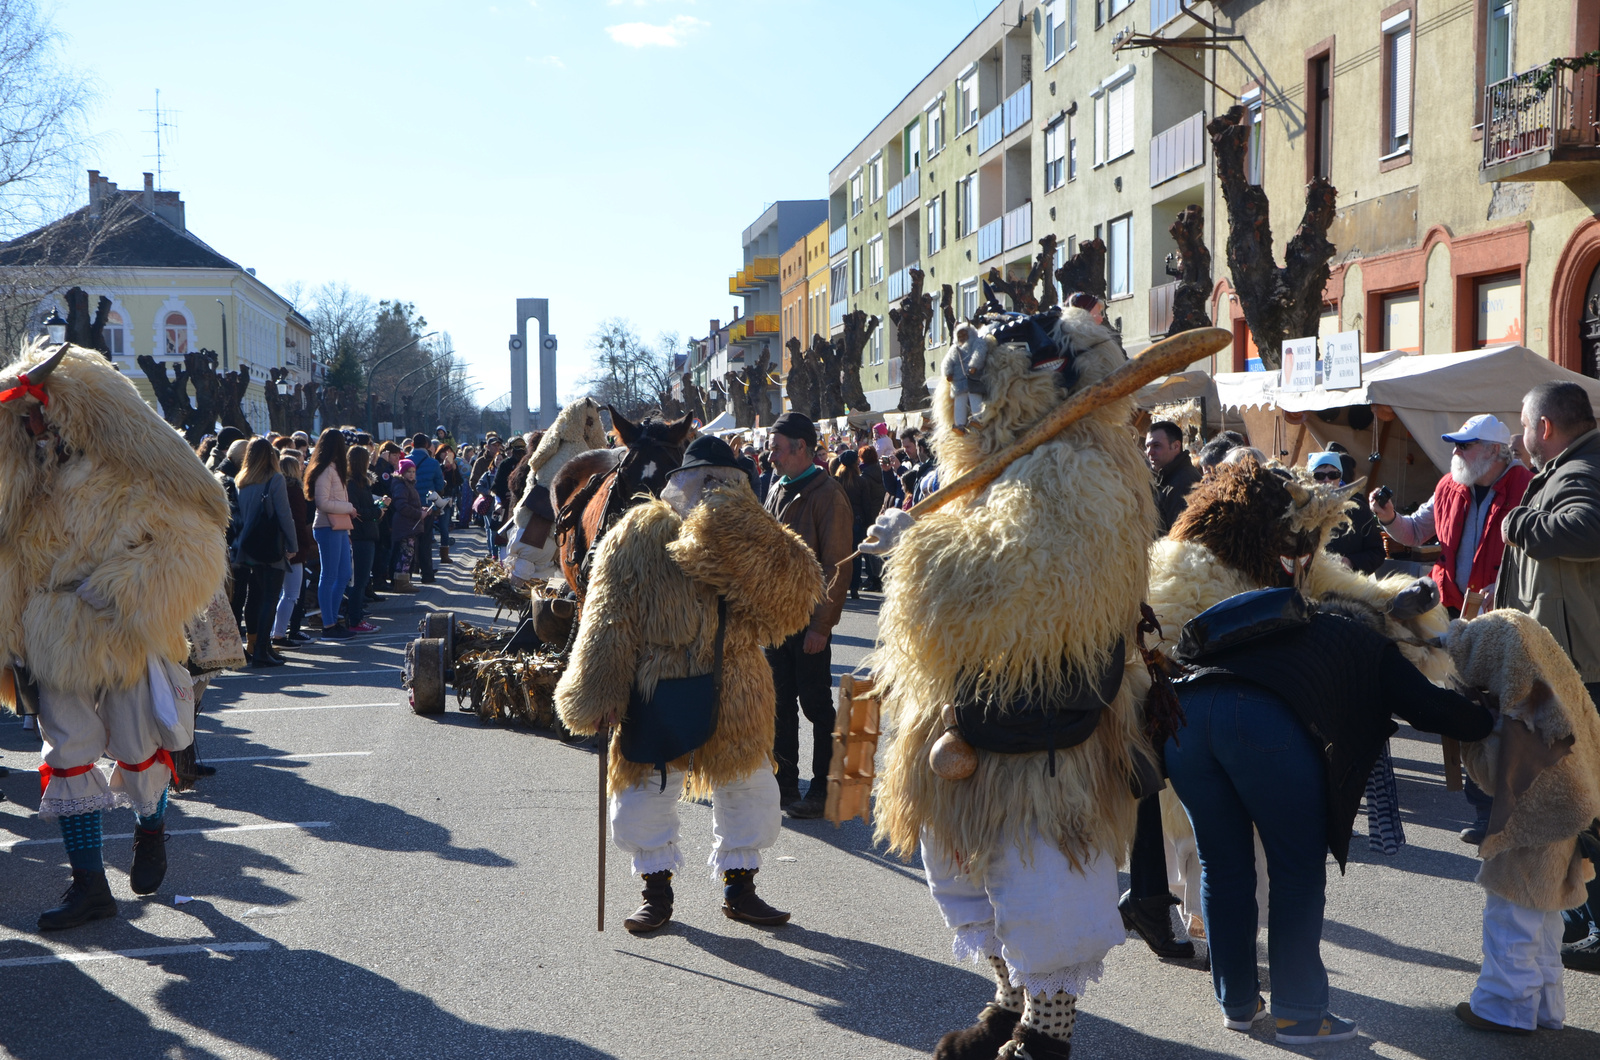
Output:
[
  {"xmin": 1330, "ymin": 985, "xmax": 1600, "ymax": 1059},
  {"xmin": 1320, "ymin": 916, "xmax": 1481, "ymax": 974}
]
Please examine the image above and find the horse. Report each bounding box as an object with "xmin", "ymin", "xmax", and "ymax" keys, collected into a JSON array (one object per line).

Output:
[{"xmin": 551, "ymin": 407, "xmax": 694, "ymax": 601}]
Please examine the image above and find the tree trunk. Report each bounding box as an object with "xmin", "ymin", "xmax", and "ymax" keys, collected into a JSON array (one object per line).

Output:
[
  {"xmin": 941, "ymin": 284, "xmax": 956, "ymax": 337},
  {"xmin": 679, "ymin": 372, "xmax": 705, "ymax": 425},
  {"xmin": 218, "ymin": 364, "xmax": 253, "ymax": 433},
  {"xmin": 889, "ymin": 268, "xmax": 934, "ymax": 411},
  {"xmin": 184, "ymin": 351, "xmax": 223, "ymax": 445},
  {"xmin": 1166, "ymin": 204, "xmax": 1215, "ymax": 336},
  {"xmin": 265, "ymin": 368, "xmax": 292, "ymax": 434},
  {"xmin": 1208, "ymin": 105, "xmax": 1337, "ymax": 369},
  {"xmin": 783, "ymin": 337, "xmax": 819, "ymax": 420},
  {"xmin": 62, "ymin": 287, "xmax": 113, "ymax": 356},
  {"xmin": 723, "ymin": 369, "xmax": 751, "ymax": 427},
  {"xmin": 984, "ymin": 236, "xmax": 1057, "ymax": 314},
  {"xmin": 134, "ymin": 355, "xmax": 193, "ymax": 433},
  {"xmin": 813, "ymin": 335, "xmax": 845, "ymax": 419},
  {"xmin": 1054, "ymin": 237, "xmax": 1107, "ymax": 302},
  {"xmin": 837, "ymin": 310, "xmax": 878, "ymax": 412}
]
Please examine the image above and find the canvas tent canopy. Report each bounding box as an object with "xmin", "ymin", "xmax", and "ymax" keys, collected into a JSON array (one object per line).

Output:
[
  {"xmin": 700, "ymin": 410, "xmax": 736, "ymax": 433},
  {"xmin": 1214, "ymin": 345, "xmax": 1600, "ymax": 477}
]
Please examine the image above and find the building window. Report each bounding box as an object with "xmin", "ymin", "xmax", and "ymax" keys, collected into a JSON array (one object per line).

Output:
[
  {"xmin": 904, "ymin": 117, "xmax": 922, "ymax": 173},
  {"xmin": 1067, "ymin": 234, "xmax": 1078, "ymax": 260},
  {"xmin": 104, "ymin": 309, "xmax": 126, "ymax": 356},
  {"xmin": 852, "ymin": 248, "xmax": 863, "ymax": 293},
  {"xmin": 868, "ymin": 236, "xmax": 884, "ymax": 283},
  {"xmin": 1486, "ymin": 0, "xmax": 1514, "ymax": 85},
  {"xmin": 1069, "ymin": 0, "xmax": 1077, "ymax": 48},
  {"xmin": 850, "ymin": 171, "xmax": 863, "ymax": 216},
  {"xmin": 1381, "ymin": 289, "xmax": 1420, "ymax": 351},
  {"xmin": 868, "ymin": 155, "xmax": 884, "ymax": 202},
  {"xmin": 1382, "ymin": 12, "xmax": 1412, "ymax": 157},
  {"xmin": 1308, "ymin": 50, "xmax": 1332, "ymax": 181},
  {"xmin": 1107, "ymin": 214, "xmax": 1131, "ymax": 298},
  {"xmin": 957, "ymin": 69, "xmax": 979, "ymax": 131},
  {"xmin": 960, "ymin": 281, "xmax": 980, "ymax": 320},
  {"xmin": 1245, "ymin": 92, "xmax": 1264, "ymax": 185},
  {"xmin": 1044, "ymin": 117, "xmax": 1067, "ymax": 190},
  {"xmin": 1094, "ymin": 72, "xmax": 1134, "ymax": 166},
  {"xmin": 1476, "ymin": 271, "xmax": 1523, "ymax": 346},
  {"xmin": 927, "ymin": 195, "xmax": 944, "ymax": 253},
  {"xmin": 831, "ymin": 262, "xmax": 848, "ymax": 303},
  {"xmin": 870, "ymin": 326, "xmax": 884, "ymax": 365},
  {"xmin": 1110, "ymin": 0, "xmax": 1132, "ymax": 14},
  {"xmin": 1045, "ymin": 1, "xmax": 1067, "ymax": 67},
  {"xmin": 1068, "ymin": 111, "xmax": 1078, "ymax": 180},
  {"xmin": 957, "ymin": 174, "xmax": 978, "ymax": 237},
  {"xmin": 926, "ymin": 96, "xmax": 946, "ymax": 157},
  {"xmin": 164, "ymin": 311, "xmax": 190, "ymax": 357}
]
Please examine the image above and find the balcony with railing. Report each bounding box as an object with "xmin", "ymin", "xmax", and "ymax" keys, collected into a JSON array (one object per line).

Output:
[
  {"xmin": 1002, "ymin": 203, "xmax": 1032, "ymax": 252},
  {"xmin": 829, "ymin": 225, "xmax": 848, "ymax": 256},
  {"xmin": 1482, "ymin": 63, "xmax": 1600, "ymax": 182},
  {"xmin": 830, "ymin": 299, "xmax": 847, "ymax": 329},
  {"xmin": 977, "ymin": 217, "xmax": 1004, "ymax": 262},
  {"xmin": 978, "ymin": 106, "xmax": 1004, "ymax": 154},
  {"xmin": 887, "ymin": 170, "xmax": 920, "ymax": 216},
  {"xmin": 1150, "ymin": 111, "xmax": 1207, "ymax": 187},
  {"xmin": 1002, "ymin": 82, "xmax": 1032, "ymax": 137},
  {"xmin": 887, "ymin": 265, "xmax": 920, "ymax": 301},
  {"xmin": 745, "ymin": 313, "xmax": 780, "ymax": 336},
  {"xmin": 1149, "ymin": 281, "xmax": 1179, "ymax": 338}
]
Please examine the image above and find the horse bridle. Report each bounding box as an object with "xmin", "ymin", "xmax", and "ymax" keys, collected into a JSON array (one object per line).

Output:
[{"xmin": 554, "ymin": 441, "xmax": 674, "ymax": 593}]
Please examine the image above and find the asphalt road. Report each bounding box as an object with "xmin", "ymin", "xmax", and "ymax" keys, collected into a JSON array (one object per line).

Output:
[{"xmin": 0, "ymin": 538, "xmax": 1595, "ymax": 1059}]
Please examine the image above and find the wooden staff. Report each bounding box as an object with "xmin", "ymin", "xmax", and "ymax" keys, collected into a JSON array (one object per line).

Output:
[
  {"xmin": 597, "ymin": 727, "xmax": 608, "ymax": 932},
  {"xmin": 838, "ymin": 326, "xmax": 1233, "ymax": 568}
]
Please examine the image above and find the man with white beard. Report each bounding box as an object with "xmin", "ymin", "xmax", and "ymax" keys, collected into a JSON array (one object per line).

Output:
[{"xmin": 1372, "ymin": 413, "xmax": 1532, "ymax": 844}]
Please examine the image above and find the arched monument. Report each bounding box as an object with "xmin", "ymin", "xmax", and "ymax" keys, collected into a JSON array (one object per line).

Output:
[{"xmin": 509, "ymin": 298, "xmax": 559, "ymax": 433}]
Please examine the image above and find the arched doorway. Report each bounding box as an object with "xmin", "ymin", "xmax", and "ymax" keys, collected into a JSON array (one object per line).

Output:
[{"xmin": 1584, "ymin": 261, "xmax": 1600, "ymax": 379}]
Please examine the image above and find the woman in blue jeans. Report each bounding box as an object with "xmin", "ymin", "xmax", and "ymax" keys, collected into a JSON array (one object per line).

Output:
[
  {"xmin": 1165, "ymin": 594, "xmax": 1492, "ymax": 1045},
  {"xmin": 305, "ymin": 429, "xmax": 357, "ymax": 641}
]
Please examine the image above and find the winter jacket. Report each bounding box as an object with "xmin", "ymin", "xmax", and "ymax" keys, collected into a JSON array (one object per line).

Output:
[
  {"xmin": 409, "ymin": 448, "xmax": 445, "ymax": 501},
  {"xmin": 765, "ymin": 466, "xmax": 854, "ymax": 635},
  {"xmin": 231, "ymin": 473, "xmax": 298, "ymax": 572},
  {"xmin": 283, "ymin": 480, "xmax": 312, "ymax": 565},
  {"xmin": 1154, "ymin": 451, "xmax": 1202, "ymax": 536},
  {"xmin": 1325, "ymin": 493, "xmax": 1387, "ymax": 575},
  {"xmin": 310, "ymin": 468, "xmax": 356, "ymax": 531},
  {"xmin": 1180, "ymin": 609, "xmax": 1493, "ymax": 869},
  {"xmin": 1497, "ymin": 428, "xmax": 1600, "ymax": 682},
  {"xmin": 859, "ymin": 462, "xmax": 888, "ymax": 518},
  {"xmin": 1429, "ymin": 466, "xmax": 1533, "ymax": 609},
  {"xmin": 347, "ymin": 475, "xmax": 382, "ymax": 544},
  {"xmin": 389, "ymin": 477, "xmax": 427, "ymax": 540},
  {"xmin": 556, "ymin": 483, "xmax": 822, "ymax": 797},
  {"xmin": 213, "ymin": 458, "xmax": 242, "ymax": 545}
]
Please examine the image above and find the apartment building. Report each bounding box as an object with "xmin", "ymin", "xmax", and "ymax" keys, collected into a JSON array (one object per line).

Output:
[
  {"xmin": 1215, "ymin": 0, "xmax": 1600, "ymax": 375},
  {"xmin": 826, "ymin": 0, "xmax": 1221, "ymax": 409}
]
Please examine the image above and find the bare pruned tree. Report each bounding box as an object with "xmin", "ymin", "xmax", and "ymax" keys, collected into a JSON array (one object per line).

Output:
[
  {"xmin": 0, "ymin": 0, "xmax": 95, "ymax": 238},
  {"xmin": 580, "ymin": 318, "xmax": 677, "ymax": 421}
]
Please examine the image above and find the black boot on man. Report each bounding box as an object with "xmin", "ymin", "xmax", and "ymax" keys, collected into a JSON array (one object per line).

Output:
[
  {"xmin": 624, "ymin": 870, "xmax": 674, "ymax": 935},
  {"xmin": 1119, "ymin": 890, "xmax": 1195, "ymax": 959},
  {"xmin": 721, "ymin": 868, "xmax": 790, "ymax": 926},
  {"xmin": 38, "ymin": 872, "xmax": 117, "ymax": 932}
]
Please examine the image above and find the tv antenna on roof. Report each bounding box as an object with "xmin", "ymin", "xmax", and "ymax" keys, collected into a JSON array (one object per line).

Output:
[{"xmin": 139, "ymin": 90, "xmax": 179, "ymax": 188}]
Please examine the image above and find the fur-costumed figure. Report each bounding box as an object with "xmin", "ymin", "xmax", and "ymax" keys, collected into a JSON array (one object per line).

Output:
[
  {"xmin": 505, "ymin": 398, "xmax": 607, "ymax": 584},
  {"xmin": 0, "ymin": 341, "xmax": 229, "ymax": 931},
  {"xmin": 1147, "ymin": 457, "xmax": 1454, "ymax": 937},
  {"xmin": 555, "ymin": 436, "xmax": 821, "ymax": 933},
  {"xmin": 867, "ymin": 305, "xmax": 1157, "ymax": 1060},
  {"xmin": 1449, "ymin": 610, "xmax": 1600, "ymax": 1031}
]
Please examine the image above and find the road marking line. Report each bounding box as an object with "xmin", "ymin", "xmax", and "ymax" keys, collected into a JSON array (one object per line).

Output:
[
  {"xmin": 1, "ymin": 821, "xmax": 331, "ymax": 850},
  {"xmin": 212, "ymin": 667, "xmax": 400, "ymax": 681},
  {"xmin": 213, "ymin": 702, "xmax": 398, "ymax": 714},
  {"xmin": 0, "ymin": 941, "xmax": 271, "ymax": 968},
  {"xmin": 201, "ymin": 751, "xmax": 375, "ymax": 763}
]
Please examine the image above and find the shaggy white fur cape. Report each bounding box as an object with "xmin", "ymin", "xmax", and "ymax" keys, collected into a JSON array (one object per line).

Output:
[{"xmin": 872, "ymin": 308, "xmax": 1156, "ymax": 880}]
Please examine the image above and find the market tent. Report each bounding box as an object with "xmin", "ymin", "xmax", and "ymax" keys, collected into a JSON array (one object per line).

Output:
[
  {"xmin": 1213, "ymin": 345, "xmax": 1600, "ymax": 474},
  {"xmin": 700, "ymin": 410, "xmax": 736, "ymax": 433},
  {"xmin": 1135, "ymin": 370, "xmax": 1221, "ymax": 433}
]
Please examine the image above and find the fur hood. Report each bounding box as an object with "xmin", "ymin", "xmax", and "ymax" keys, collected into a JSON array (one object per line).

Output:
[
  {"xmin": 554, "ymin": 480, "xmax": 821, "ymax": 796},
  {"xmin": 1450, "ymin": 610, "xmax": 1600, "ymax": 911},
  {"xmin": 872, "ymin": 308, "xmax": 1156, "ymax": 879},
  {"xmin": 528, "ymin": 397, "xmax": 607, "ymax": 488},
  {"xmin": 0, "ymin": 342, "xmax": 230, "ymax": 693}
]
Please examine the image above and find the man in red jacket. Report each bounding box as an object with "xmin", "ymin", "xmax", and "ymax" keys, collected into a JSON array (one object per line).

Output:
[{"xmin": 1371, "ymin": 412, "xmax": 1533, "ymax": 843}]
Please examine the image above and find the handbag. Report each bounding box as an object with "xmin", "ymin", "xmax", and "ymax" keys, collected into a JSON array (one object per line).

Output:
[
  {"xmin": 472, "ymin": 492, "xmax": 492, "ymax": 516},
  {"xmin": 185, "ymin": 586, "xmax": 248, "ymax": 672},
  {"xmin": 619, "ymin": 597, "xmax": 727, "ymax": 789},
  {"xmin": 239, "ymin": 486, "xmax": 287, "ymax": 566}
]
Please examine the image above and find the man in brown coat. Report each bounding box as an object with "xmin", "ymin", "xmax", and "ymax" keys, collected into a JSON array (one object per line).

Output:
[{"xmin": 764, "ymin": 412, "xmax": 854, "ymax": 819}]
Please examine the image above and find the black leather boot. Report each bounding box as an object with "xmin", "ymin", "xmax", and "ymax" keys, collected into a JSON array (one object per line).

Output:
[
  {"xmin": 129, "ymin": 825, "xmax": 168, "ymax": 895},
  {"xmin": 623, "ymin": 870, "xmax": 674, "ymax": 935},
  {"xmin": 38, "ymin": 871, "xmax": 118, "ymax": 931},
  {"xmin": 1118, "ymin": 889, "xmax": 1195, "ymax": 959},
  {"xmin": 934, "ymin": 1004, "xmax": 1022, "ymax": 1060},
  {"xmin": 722, "ymin": 868, "xmax": 790, "ymax": 926}
]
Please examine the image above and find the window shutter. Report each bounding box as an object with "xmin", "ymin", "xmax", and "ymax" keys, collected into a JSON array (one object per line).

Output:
[
  {"xmin": 1094, "ymin": 94, "xmax": 1106, "ymax": 166},
  {"xmin": 1391, "ymin": 27, "xmax": 1412, "ymax": 141},
  {"xmin": 1106, "ymin": 79, "xmax": 1133, "ymax": 160}
]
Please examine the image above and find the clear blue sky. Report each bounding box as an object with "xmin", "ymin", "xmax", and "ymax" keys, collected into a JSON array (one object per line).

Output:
[{"xmin": 55, "ymin": 0, "xmax": 1003, "ymax": 407}]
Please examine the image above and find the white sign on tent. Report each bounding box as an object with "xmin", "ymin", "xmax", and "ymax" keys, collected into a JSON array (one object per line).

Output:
[
  {"xmin": 1324, "ymin": 330, "xmax": 1362, "ymax": 390},
  {"xmin": 1280, "ymin": 337, "xmax": 1318, "ymax": 392}
]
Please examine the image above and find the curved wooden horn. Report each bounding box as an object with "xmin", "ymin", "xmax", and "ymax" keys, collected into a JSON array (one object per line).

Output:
[{"xmin": 22, "ymin": 344, "xmax": 68, "ymax": 385}]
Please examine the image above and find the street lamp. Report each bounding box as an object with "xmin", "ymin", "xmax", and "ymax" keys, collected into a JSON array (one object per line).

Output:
[
  {"xmin": 390, "ymin": 361, "xmax": 440, "ymax": 437},
  {"xmin": 363, "ymin": 330, "xmax": 439, "ymax": 432},
  {"xmin": 43, "ymin": 308, "xmax": 67, "ymax": 346}
]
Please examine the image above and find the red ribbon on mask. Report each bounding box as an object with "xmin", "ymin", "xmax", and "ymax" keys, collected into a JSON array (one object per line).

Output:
[{"xmin": 0, "ymin": 372, "xmax": 49, "ymax": 407}]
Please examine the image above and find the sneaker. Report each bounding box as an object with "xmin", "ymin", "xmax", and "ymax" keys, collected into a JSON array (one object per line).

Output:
[
  {"xmin": 1275, "ymin": 1014, "xmax": 1357, "ymax": 1045},
  {"xmin": 1223, "ymin": 995, "xmax": 1270, "ymax": 1031},
  {"xmin": 1460, "ymin": 825, "xmax": 1487, "ymax": 845},
  {"xmin": 348, "ymin": 621, "xmax": 378, "ymax": 634},
  {"xmin": 1453, "ymin": 1001, "xmax": 1532, "ymax": 1034},
  {"xmin": 286, "ymin": 631, "xmax": 312, "ymax": 645},
  {"xmin": 1562, "ymin": 925, "xmax": 1600, "ymax": 972},
  {"xmin": 320, "ymin": 626, "xmax": 353, "ymax": 641}
]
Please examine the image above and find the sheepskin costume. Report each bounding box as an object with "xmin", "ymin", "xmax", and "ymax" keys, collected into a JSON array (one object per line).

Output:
[
  {"xmin": 0, "ymin": 342, "xmax": 229, "ymax": 818},
  {"xmin": 555, "ymin": 478, "xmax": 820, "ymax": 878},
  {"xmin": 1449, "ymin": 609, "xmax": 1600, "ymax": 1030},
  {"xmin": 871, "ymin": 306, "xmax": 1157, "ymax": 1030},
  {"xmin": 505, "ymin": 398, "xmax": 609, "ymax": 585},
  {"xmin": 1147, "ymin": 457, "xmax": 1456, "ymax": 932}
]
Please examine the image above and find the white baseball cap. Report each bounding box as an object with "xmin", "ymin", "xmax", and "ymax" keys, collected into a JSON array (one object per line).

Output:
[{"xmin": 1442, "ymin": 414, "xmax": 1512, "ymax": 446}]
